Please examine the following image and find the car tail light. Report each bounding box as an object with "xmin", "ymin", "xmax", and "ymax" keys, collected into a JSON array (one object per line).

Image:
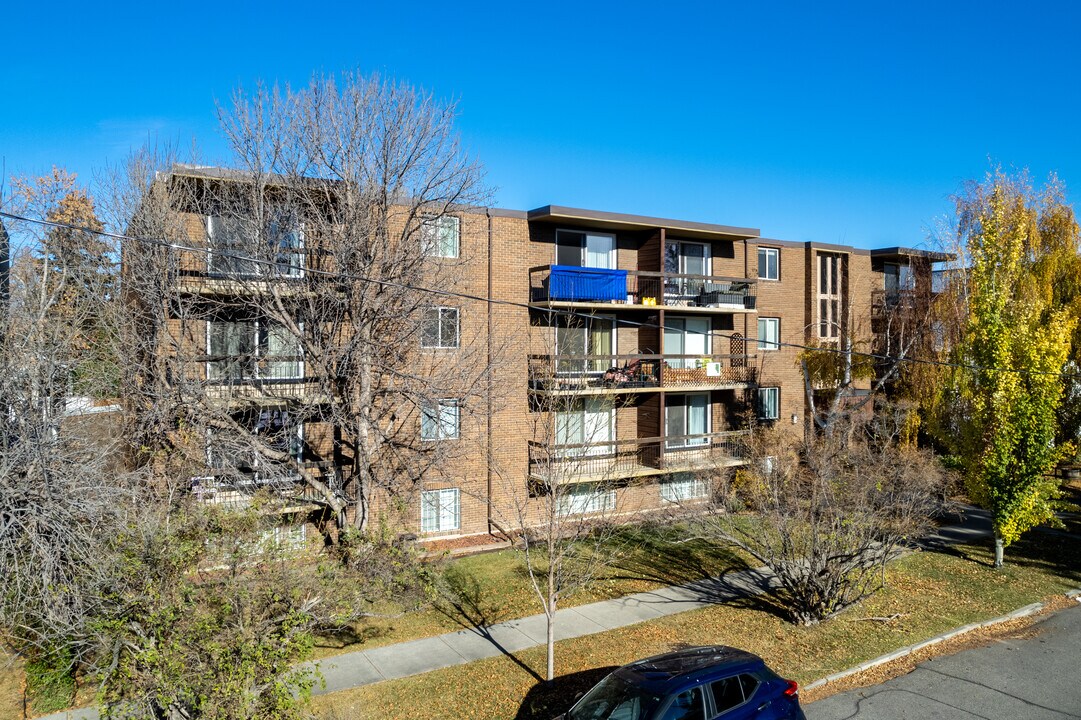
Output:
[{"xmin": 783, "ymin": 680, "xmax": 799, "ymax": 697}]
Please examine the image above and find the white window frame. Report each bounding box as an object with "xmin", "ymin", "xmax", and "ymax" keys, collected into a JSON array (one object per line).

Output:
[
  {"xmin": 758, "ymin": 246, "xmax": 779, "ymax": 281},
  {"xmin": 422, "ymin": 215, "xmax": 460, "ymax": 259},
  {"xmin": 421, "ymin": 399, "xmax": 460, "ymax": 441},
  {"xmin": 665, "ymin": 392, "xmax": 711, "ymax": 449},
  {"xmin": 421, "ymin": 488, "xmax": 460, "ymax": 533},
  {"xmin": 205, "ymin": 414, "xmax": 304, "ymax": 479},
  {"xmin": 665, "ymin": 240, "xmax": 713, "ymax": 277},
  {"xmin": 205, "ymin": 319, "xmax": 305, "ymax": 381},
  {"xmin": 661, "ymin": 473, "xmax": 709, "ymax": 503},
  {"xmin": 758, "ymin": 387, "xmax": 780, "ymax": 421},
  {"xmin": 555, "ymin": 397, "xmax": 615, "ymax": 457},
  {"xmin": 422, "ymin": 307, "xmax": 460, "ymax": 349},
  {"xmin": 757, "ymin": 317, "xmax": 780, "ymax": 352},
  {"xmin": 206, "ymin": 215, "xmax": 305, "ymax": 278},
  {"xmin": 664, "ymin": 316, "xmax": 712, "ymax": 369},
  {"xmin": 259, "ymin": 523, "xmax": 307, "ymax": 551},
  {"xmin": 557, "ymin": 483, "xmax": 616, "ymax": 516},
  {"xmin": 555, "ymin": 314, "xmax": 616, "ymax": 375},
  {"xmin": 555, "ymin": 229, "xmax": 616, "ymax": 269},
  {"xmin": 818, "ymin": 252, "xmax": 844, "ymax": 339}
]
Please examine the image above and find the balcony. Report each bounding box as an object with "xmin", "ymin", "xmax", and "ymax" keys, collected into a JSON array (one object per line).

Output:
[
  {"xmin": 189, "ymin": 460, "xmax": 345, "ymax": 509},
  {"xmin": 527, "ymin": 430, "xmax": 750, "ymax": 484},
  {"xmin": 529, "ymin": 265, "xmax": 756, "ymax": 312},
  {"xmin": 528, "ymin": 353, "xmax": 757, "ymax": 395},
  {"xmin": 169, "ymin": 247, "xmax": 323, "ymax": 296}
]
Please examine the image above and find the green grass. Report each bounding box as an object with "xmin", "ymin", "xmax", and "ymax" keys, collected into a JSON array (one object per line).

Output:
[
  {"xmin": 24, "ymin": 654, "xmax": 75, "ymax": 716},
  {"xmin": 312, "ymin": 529, "xmax": 1081, "ymax": 720},
  {"xmin": 312, "ymin": 523, "xmax": 751, "ymax": 658},
  {"xmin": 0, "ymin": 650, "xmax": 23, "ymax": 720}
]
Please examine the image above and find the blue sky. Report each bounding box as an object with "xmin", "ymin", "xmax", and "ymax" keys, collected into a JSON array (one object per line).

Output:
[{"xmin": 3, "ymin": 0, "xmax": 1080, "ymax": 248}]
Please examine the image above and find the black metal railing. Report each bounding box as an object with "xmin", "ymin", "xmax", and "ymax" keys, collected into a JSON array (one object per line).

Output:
[
  {"xmin": 528, "ymin": 353, "xmax": 757, "ymax": 392},
  {"xmin": 529, "ymin": 265, "xmax": 756, "ymax": 310},
  {"xmin": 527, "ymin": 430, "xmax": 750, "ymax": 482}
]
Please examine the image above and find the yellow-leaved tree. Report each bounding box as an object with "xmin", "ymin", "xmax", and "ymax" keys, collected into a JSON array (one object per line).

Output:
[{"xmin": 943, "ymin": 170, "xmax": 1078, "ymax": 567}]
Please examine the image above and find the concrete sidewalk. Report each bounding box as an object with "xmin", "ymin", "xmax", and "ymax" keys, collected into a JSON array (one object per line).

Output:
[
  {"xmin": 311, "ymin": 564, "xmax": 778, "ymax": 695},
  {"xmin": 35, "ymin": 505, "xmax": 998, "ymax": 719},
  {"xmin": 310, "ymin": 505, "xmax": 996, "ymax": 695}
]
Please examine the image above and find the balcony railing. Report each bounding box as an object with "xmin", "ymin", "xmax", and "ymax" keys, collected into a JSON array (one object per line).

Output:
[
  {"xmin": 527, "ymin": 430, "xmax": 750, "ymax": 483},
  {"xmin": 190, "ymin": 460, "xmax": 347, "ymax": 507},
  {"xmin": 529, "ymin": 265, "xmax": 756, "ymax": 310},
  {"xmin": 528, "ymin": 353, "xmax": 757, "ymax": 393}
]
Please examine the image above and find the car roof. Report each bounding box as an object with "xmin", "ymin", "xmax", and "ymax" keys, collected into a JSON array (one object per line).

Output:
[{"xmin": 614, "ymin": 646, "xmax": 765, "ymax": 696}]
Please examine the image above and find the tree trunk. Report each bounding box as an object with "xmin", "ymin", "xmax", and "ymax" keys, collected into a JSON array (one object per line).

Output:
[
  {"xmin": 994, "ymin": 532, "xmax": 1004, "ymax": 568},
  {"xmin": 547, "ymin": 568, "xmax": 557, "ymax": 682}
]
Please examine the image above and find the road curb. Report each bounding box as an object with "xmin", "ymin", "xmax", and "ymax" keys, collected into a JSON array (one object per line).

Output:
[{"xmin": 803, "ymin": 599, "xmax": 1051, "ymax": 692}]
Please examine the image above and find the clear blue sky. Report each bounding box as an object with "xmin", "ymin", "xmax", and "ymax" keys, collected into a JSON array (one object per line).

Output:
[{"xmin": 3, "ymin": 0, "xmax": 1080, "ymax": 249}]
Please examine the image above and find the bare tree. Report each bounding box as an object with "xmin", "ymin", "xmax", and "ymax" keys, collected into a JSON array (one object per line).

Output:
[
  {"xmin": 679, "ymin": 416, "xmax": 950, "ymax": 625},
  {"xmin": 112, "ymin": 73, "xmax": 496, "ymax": 533},
  {"xmin": 0, "ymin": 171, "xmax": 137, "ymax": 685},
  {"xmin": 494, "ymin": 317, "xmax": 632, "ymax": 682}
]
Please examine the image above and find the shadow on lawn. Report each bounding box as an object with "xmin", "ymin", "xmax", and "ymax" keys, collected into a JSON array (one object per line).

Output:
[
  {"xmin": 603, "ymin": 526, "xmax": 792, "ymax": 621},
  {"xmin": 923, "ymin": 501, "xmax": 1081, "ymax": 581},
  {"xmin": 605, "ymin": 525, "xmax": 751, "ymax": 588},
  {"xmin": 434, "ymin": 565, "xmax": 544, "ymax": 682},
  {"xmin": 514, "ymin": 666, "xmax": 618, "ymax": 720}
]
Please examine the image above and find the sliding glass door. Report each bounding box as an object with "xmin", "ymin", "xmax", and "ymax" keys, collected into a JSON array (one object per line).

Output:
[
  {"xmin": 664, "ymin": 317, "xmax": 710, "ymax": 369},
  {"xmin": 665, "ymin": 393, "xmax": 709, "ymax": 448},
  {"xmin": 556, "ymin": 315, "xmax": 614, "ymax": 374}
]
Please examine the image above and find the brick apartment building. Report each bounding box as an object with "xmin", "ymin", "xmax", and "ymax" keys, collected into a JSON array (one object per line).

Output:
[{"xmin": 140, "ymin": 167, "xmax": 941, "ymax": 546}]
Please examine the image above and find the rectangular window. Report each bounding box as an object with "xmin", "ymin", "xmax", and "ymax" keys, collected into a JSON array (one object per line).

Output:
[
  {"xmin": 422, "ymin": 215, "xmax": 460, "ymax": 258},
  {"xmin": 205, "ymin": 409, "xmax": 303, "ymax": 482},
  {"xmin": 421, "ymin": 399, "xmax": 460, "ymax": 441},
  {"xmin": 665, "ymin": 241, "xmax": 711, "ymax": 276},
  {"xmin": 259, "ymin": 523, "xmax": 307, "ymax": 551},
  {"xmin": 207, "ymin": 319, "xmax": 303, "ymax": 381},
  {"xmin": 757, "ymin": 317, "xmax": 780, "ymax": 351},
  {"xmin": 557, "ymin": 483, "xmax": 616, "ymax": 516},
  {"xmin": 818, "ymin": 252, "xmax": 844, "ymax": 339},
  {"xmin": 421, "ymin": 488, "xmax": 460, "ymax": 532},
  {"xmin": 555, "ymin": 315, "xmax": 614, "ymax": 374},
  {"xmin": 268, "ymin": 216, "xmax": 304, "ymax": 277},
  {"xmin": 422, "ymin": 307, "xmax": 460, "ymax": 348},
  {"xmin": 758, "ymin": 247, "xmax": 779, "ymax": 280},
  {"xmin": 207, "ymin": 214, "xmax": 304, "ymax": 277},
  {"xmin": 555, "ymin": 398, "xmax": 614, "ymax": 457},
  {"xmin": 661, "ymin": 473, "xmax": 709, "ymax": 503},
  {"xmin": 664, "ymin": 316, "xmax": 711, "ymax": 369},
  {"xmin": 555, "ymin": 230, "xmax": 616, "ymax": 269},
  {"xmin": 757, "ymin": 387, "xmax": 780, "ymax": 421},
  {"xmin": 665, "ymin": 393, "xmax": 709, "ymax": 448}
]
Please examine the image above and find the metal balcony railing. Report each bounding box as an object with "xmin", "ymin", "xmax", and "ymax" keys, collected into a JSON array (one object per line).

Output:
[
  {"xmin": 527, "ymin": 430, "xmax": 750, "ymax": 483},
  {"xmin": 529, "ymin": 265, "xmax": 757, "ymax": 310},
  {"xmin": 190, "ymin": 460, "xmax": 346, "ymax": 507},
  {"xmin": 528, "ymin": 353, "xmax": 757, "ymax": 393}
]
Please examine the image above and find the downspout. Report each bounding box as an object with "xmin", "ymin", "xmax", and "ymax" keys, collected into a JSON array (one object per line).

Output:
[{"xmin": 486, "ymin": 207, "xmax": 495, "ymax": 535}]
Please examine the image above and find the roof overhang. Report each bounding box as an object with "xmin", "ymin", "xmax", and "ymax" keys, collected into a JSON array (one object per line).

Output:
[
  {"xmin": 870, "ymin": 247, "xmax": 954, "ymax": 263},
  {"xmin": 527, "ymin": 205, "xmax": 759, "ymax": 241}
]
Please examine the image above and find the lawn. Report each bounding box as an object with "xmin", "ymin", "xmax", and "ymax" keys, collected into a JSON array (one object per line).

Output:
[
  {"xmin": 311, "ymin": 523, "xmax": 751, "ymax": 658},
  {"xmin": 0, "ymin": 650, "xmax": 23, "ymax": 720},
  {"xmin": 311, "ymin": 529, "xmax": 1081, "ymax": 720}
]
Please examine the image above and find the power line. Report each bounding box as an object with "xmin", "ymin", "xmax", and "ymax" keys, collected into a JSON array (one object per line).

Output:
[{"xmin": 1, "ymin": 209, "xmax": 1075, "ymax": 381}]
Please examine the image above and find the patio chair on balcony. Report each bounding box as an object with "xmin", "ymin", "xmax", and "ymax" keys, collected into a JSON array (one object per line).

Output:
[{"xmin": 600, "ymin": 353, "xmax": 659, "ymax": 389}]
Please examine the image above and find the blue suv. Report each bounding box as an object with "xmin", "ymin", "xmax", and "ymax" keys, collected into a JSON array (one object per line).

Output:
[{"xmin": 556, "ymin": 646, "xmax": 806, "ymax": 720}]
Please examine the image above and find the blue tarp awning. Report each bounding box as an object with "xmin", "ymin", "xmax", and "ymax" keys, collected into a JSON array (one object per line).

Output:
[{"xmin": 548, "ymin": 265, "xmax": 627, "ymax": 302}]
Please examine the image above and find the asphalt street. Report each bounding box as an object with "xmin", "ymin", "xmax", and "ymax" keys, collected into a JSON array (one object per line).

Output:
[{"xmin": 806, "ymin": 603, "xmax": 1081, "ymax": 720}]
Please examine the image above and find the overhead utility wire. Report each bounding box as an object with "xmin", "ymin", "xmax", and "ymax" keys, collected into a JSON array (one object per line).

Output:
[{"xmin": 1, "ymin": 209, "xmax": 1073, "ymax": 381}]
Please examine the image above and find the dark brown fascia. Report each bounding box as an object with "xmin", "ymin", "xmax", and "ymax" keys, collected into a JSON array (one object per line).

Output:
[
  {"xmin": 869, "ymin": 247, "xmax": 954, "ymax": 263},
  {"xmin": 526, "ymin": 205, "xmax": 760, "ymax": 241},
  {"xmin": 755, "ymin": 237, "xmax": 872, "ymax": 256}
]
